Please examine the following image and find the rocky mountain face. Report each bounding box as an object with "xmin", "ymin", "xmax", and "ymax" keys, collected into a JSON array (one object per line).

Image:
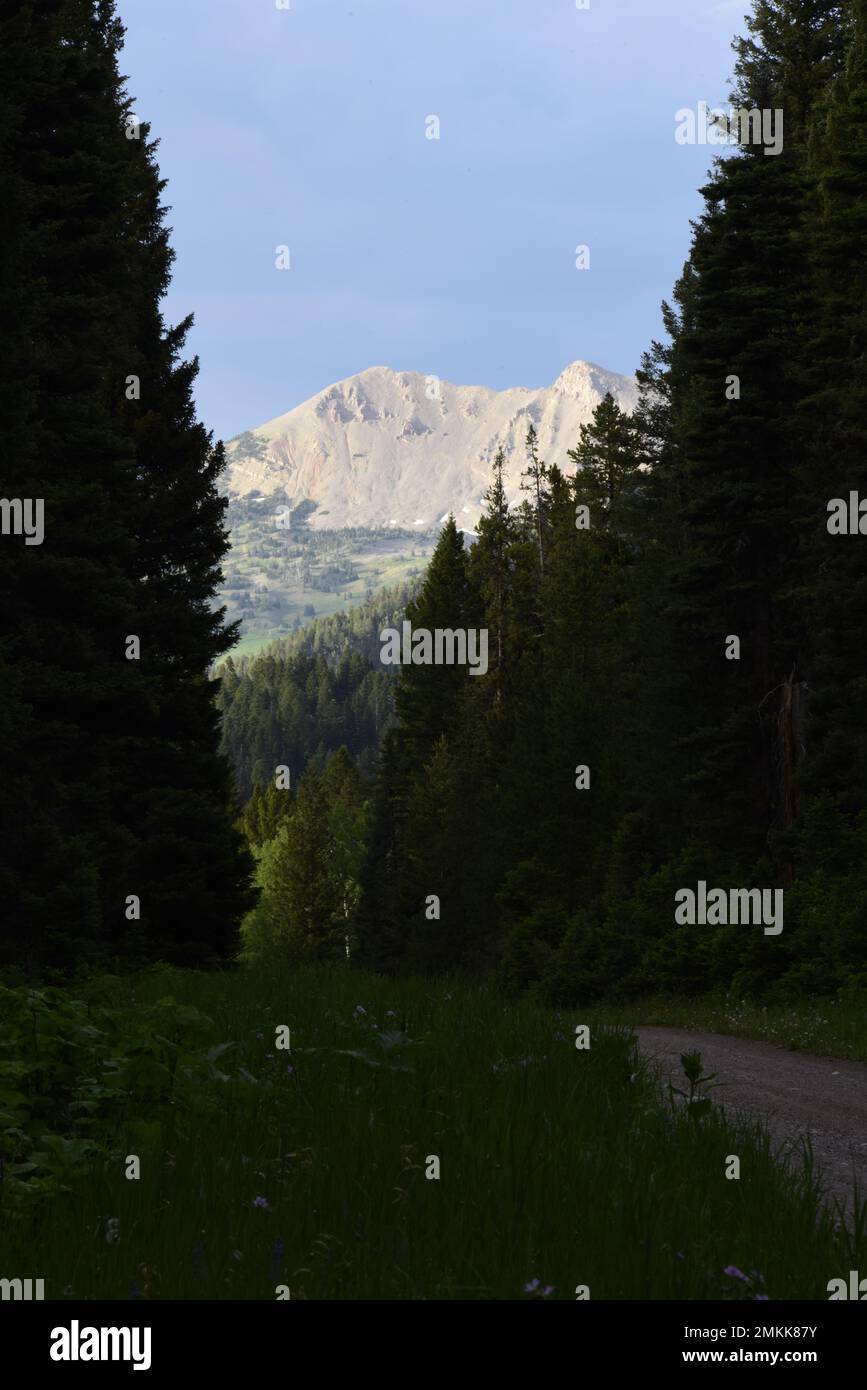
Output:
[{"xmin": 226, "ymin": 359, "xmax": 638, "ymax": 532}]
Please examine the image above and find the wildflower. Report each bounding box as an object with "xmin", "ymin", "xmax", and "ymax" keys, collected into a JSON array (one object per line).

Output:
[
  {"xmin": 253, "ymin": 1195, "xmax": 270, "ymax": 1210},
  {"xmin": 354, "ymin": 1004, "xmax": 366, "ymax": 1016},
  {"xmin": 386, "ymin": 1010, "xmax": 397, "ymax": 1018},
  {"xmin": 524, "ymin": 1277, "xmax": 555, "ymax": 1297},
  {"xmin": 723, "ymin": 1265, "xmax": 748, "ymax": 1283},
  {"xmin": 286, "ymin": 1063, "xmax": 295, "ymax": 1076}
]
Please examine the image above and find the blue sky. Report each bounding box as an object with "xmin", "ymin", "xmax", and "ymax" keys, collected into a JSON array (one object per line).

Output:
[{"xmin": 116, "ymin": 0, "xmax": 751, "ymax": 441}]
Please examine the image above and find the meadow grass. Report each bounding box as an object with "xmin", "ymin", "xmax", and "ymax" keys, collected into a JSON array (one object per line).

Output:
[
  {"xmin": 1, "ymin": 965, "xmax": 863, "ymax": 1300},
  {"xmin": 585, "ymin": 992, "xmax": 867, "ymax": 1063}
]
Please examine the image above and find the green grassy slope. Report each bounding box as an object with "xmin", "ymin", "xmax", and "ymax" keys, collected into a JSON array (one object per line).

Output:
[{"xmin": 1, "ymin": 967, "xmax": 862, "ymax": 1300}]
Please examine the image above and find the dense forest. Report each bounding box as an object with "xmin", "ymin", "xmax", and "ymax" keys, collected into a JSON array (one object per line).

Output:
[
  {"xmin": 242, "ymin": 0, "xmax": 867, "ymax": 1000},
  {"xmin": 5, "ymin": 0, "xmax": 867, "ymax": 1331},
  {"xmin": 215, "ymin": 582, "xmax": 414, "ymax": 798},
  {"xmin": 2, "ymin": 0, "xmax": 865, "ymax": 1008},
  {"xmin": 0, "ymin": 0, "xmax": 254, "ymax": 977}
]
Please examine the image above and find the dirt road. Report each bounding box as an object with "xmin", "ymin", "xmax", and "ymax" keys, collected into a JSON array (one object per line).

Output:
[{"xmin": 635, "ymin": 1026, "xmax": 867, "ymax": 1224}]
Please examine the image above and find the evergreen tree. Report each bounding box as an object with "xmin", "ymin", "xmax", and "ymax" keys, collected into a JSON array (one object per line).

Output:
[
  {"xmin": 355, "ymin": 519, "xmax": 480, "ymax": 971},
  {"xmin": 798, "ymin": 0, "xmax": 867, "ymax": 821},
  {"xmin": 242, "ymin": 780, "xmax": 294, "ymax": 848},
  {"xmin": 353, "ymin": 728, "xmax": 415, "ymax": 971},
  {"xmin": 468, "ymin": 449, "xmax": 516, "ymax": 710},
  {"xmin": 216, "ymin": 595, "xmax": 404, "ymax": 800},
  {"xmin": 0, "ymin": 0, "xmax": 254, "ymax": 972},
  {"xmin": 240, "ymin": 765, "xmax": 344, "ymax": 965},
  {"xmin": 321, "ymin": 745, "xmax": 369, "ymax": 955},
  {"xmin": 649, "ymin": 0, "xmax": 850, "ymax": 875},
  {"xmin": 231, "ymin": 430, "xmax": 269, "ymax": 463},
  {"xmin": 393, "ymin": 516, "xmax": 472, "ymax": 752},
  {"xmin": 520, "ymin": 424, "xmax": 550, "ymax": 577}
]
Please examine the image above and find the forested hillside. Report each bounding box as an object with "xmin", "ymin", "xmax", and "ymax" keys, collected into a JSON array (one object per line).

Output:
[
  {"xmin": 219, "ymin": 489, "xmax": 433, "ymax": 655},
  {"xmin": 339, "ymin": 0, "xmax": 866, "ymax": 1000},
  {"xmin": 215, "ymin": 581, "xmax": 415, "ymax": 799},
  {"xmin": 5, "ymin": 0, "xmax": 867, "ymax": 1328},
  {"xmin": 233, "ymin": 2, "xmax": 867, "ymax": 1004},
  {"xmin": 3, "ymin": 0, "xmax": 865, "ymax": 1017}
]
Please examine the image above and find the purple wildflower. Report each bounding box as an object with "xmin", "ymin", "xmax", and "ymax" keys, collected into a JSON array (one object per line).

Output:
[
  {"xmin": 524, "ymin": 1277, "xmax": 555, "ymax": 1297},
  {"xmin": 723, "ymin": 1265, "xmax": 749, "ymax": 1283},
  {"xmin": 253, "ymin": 1195, "xmax": 270, "ymax": 1210}
]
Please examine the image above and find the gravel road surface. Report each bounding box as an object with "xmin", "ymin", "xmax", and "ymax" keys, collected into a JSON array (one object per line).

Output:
[{"xmin": 635, "ymin": 1026, "xmax": 867, "ymax": 1224}]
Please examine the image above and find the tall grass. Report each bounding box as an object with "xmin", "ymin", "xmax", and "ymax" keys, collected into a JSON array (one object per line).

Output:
[
  {"xmin": 587, "ymin": 992, "xmax": 867, "ymax": 1062},
  {"xmin": 1, "ymin": 965, "xmax": 862, "ymax": 1299}
]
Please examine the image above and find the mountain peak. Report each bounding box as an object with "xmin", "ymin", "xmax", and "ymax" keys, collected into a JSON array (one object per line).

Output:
[
  {"xmin": 553, "ymin": 359, "xmax": 625, "ymax": 396},
  {"xmin": 227, "ymin": 359, "xmax": 638, "ymax": 530}
]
